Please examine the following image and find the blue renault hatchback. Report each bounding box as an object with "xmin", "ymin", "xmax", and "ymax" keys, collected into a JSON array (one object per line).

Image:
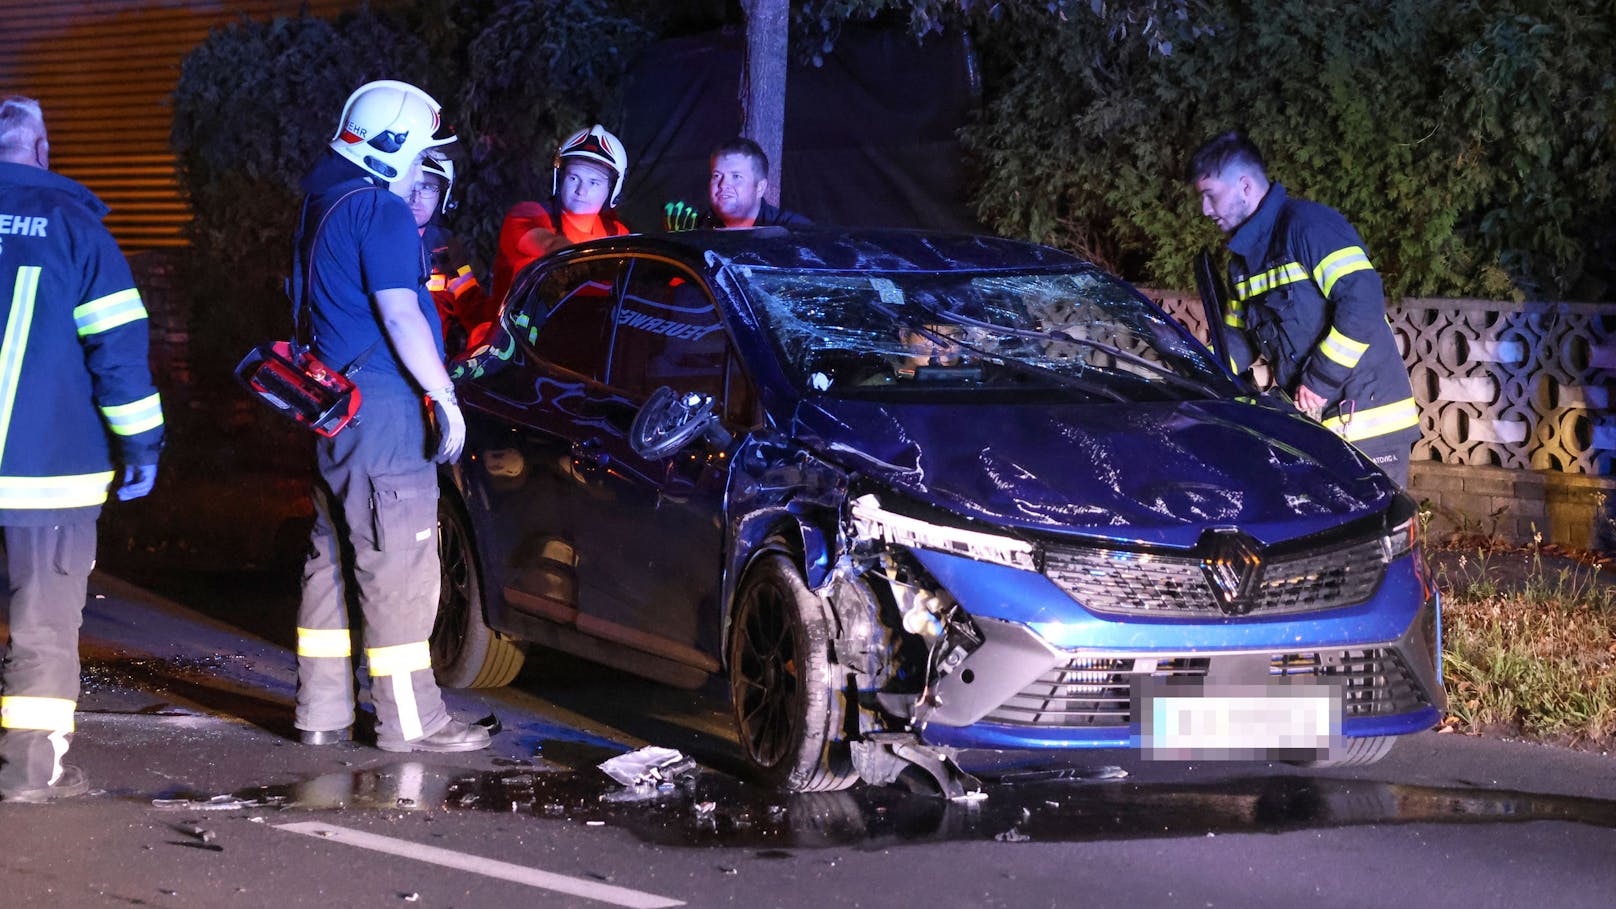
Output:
[{"xmin": 432, "ymin": 228, "xmax": 1443, "ymax": 793}]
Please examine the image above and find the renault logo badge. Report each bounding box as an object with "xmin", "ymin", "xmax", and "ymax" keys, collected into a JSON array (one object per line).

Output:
[{"xmin": 1199, "ymin": 528, "xmax": 1263, "ymax": 615}]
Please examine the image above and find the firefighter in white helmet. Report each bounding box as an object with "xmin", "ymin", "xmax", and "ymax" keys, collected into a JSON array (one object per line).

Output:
[
  {"xmin": 487, "ymin": 124, "xmax": 633, "ymax": 309},
  {"xmin": 292, "ymin": 79, "xmax": 489, "ymax": 753}
]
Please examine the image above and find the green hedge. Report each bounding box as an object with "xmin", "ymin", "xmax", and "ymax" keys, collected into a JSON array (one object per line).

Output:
[
  {"xmin": 170, "ymin": 0, "xmax": 1615, "ymax": 369},
  {"xmin": 169, "ymin": 1, "xmax": 649, "ymax": 370},
  {"xmin": 962, "ymin": 0, "xmax": 1616, "ymax": 301}
]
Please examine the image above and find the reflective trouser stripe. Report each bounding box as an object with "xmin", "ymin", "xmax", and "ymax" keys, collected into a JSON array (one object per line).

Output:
[
  {"xmin": 367, "ymin": 641, "xmax": 432, "ymax": 676},
  {"xmin": 297, "ymin": 627, "xmax": 353, "ymax": 658},
  {"xmin": 0, "ymin": 266, "xmax": 40, "ymax": 463},
  {"xmin": 1323, "ymin": 396, "xmax": 1420, "ymax": 442},
  {"xmin": 1, "ymin": 695, "xmax": 76, "ymax": 733},
  {"xmin": 368, "ymin": 642, "xmax": 432, "ymax": 742}
]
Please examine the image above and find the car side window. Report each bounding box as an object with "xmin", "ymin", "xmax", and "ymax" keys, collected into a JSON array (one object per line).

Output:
[
  {"xmin": 518, "ymin": 258, "xmax": 622, "ymax": 380},
  {"xmin": 609, "ymin": 258, "xmax": 728, "ymax": 404}
]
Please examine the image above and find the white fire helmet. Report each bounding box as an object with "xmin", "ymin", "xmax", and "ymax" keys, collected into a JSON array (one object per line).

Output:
[
  {"xmin": 329, "ymin": 80, "xmax": 457, "ymax": 183},
  {"xmin": 421, "ymin": 151, "xmax": 456, "ymax": 214},
  {"xmin": 551, "ymin": 124, "xmax": 628, "ymax": 208}
]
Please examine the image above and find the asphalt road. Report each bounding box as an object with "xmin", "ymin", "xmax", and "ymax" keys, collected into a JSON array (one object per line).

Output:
[{"xmin": 2, "ymin": 571, "xmax": 1616, "ymax": 908}]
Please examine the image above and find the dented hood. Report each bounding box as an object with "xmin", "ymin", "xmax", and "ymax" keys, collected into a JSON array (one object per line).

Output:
[{"xmin": 789, "ymin": 397, "xmax": 1398, "ymax": 548}]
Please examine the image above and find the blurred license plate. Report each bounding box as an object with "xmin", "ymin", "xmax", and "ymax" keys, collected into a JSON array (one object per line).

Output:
[{"xmin": 1139, "ymin": 682, "xmax": 1341, "ymax": 759}]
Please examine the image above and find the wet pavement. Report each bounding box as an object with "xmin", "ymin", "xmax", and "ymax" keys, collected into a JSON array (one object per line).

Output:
[
  {"xmin": 148, "ymin": 756, "xmax": 1616, "ymax": 852},
  {"xmin": 6, "ymin": 572, "xmax": 1616, "ymax": 907}
]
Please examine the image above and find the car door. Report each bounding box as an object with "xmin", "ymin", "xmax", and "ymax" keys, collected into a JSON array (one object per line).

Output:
[
  {"xmin": 459, "ymin": 255, "xmax": 625, "ymax": 628},
  {"xmin": 565, "ymin": 255, "xmax": 757, "ymax": 667}
]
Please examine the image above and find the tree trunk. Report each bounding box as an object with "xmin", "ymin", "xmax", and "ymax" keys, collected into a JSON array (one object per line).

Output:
[{"xmin": 740, "ymin": 0, "xmax": 788, "ymax": 206}]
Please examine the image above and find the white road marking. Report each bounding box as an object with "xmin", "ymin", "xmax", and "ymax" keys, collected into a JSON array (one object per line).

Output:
[{"xmin": 273, "ymin": 821, "xmax": 684, "ymax": 908}]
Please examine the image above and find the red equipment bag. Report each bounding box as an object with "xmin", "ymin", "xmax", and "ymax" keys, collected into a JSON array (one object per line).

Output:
[{"xmin": 234, "ymin": 340, "xmax": 362, "ymax": 438}]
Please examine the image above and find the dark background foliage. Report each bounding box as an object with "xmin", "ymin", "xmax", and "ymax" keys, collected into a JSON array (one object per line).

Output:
[
  {"xmin": 961, "ymin": 0, "xmax": 1615, "ymax": 301},
  {"xmin": 169, "ymin": 0, "xmax": 1615, "ymax": 377}
]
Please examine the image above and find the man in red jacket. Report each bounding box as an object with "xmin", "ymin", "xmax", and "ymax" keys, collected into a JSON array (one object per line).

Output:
[{"xmin": 487, "ymin": 124, "xmax": 632, "ymax": 312}]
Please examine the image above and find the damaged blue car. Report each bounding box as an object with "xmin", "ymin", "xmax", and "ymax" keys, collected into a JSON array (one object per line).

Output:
[{"xmin": 431, "ymin": 228, "xmax": 1444, "ymax": 794}]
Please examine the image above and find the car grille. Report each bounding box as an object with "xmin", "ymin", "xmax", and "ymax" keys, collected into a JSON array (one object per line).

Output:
[
  {"xmin": 983, "ymin": 647, "xmax": 1430, "ymax": 728},
  {"xmin": 1043, "ymin": 536, "xmax": 1387, "ymax": 617}
]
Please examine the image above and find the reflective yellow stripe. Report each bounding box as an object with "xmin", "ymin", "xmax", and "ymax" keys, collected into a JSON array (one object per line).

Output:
[
  {"xmin": 297, "ymin": 627, "xmax": 352, "ymax": 658},
  {"xmin": 1318, "ymin": 327, "xmax": 1371, "ymax": 369},
  {"xmin": 0, "ymin": 472, "xmax": 113, "ymax": 509},
  {"xmin": 1323, "ymin": 397, "xmax": 1420, "ymax": 442},
  {"xmin": 1312, "ymin": 246, "xmax": 1373, "ymax": 297},
  {"xmin": 1, "ymin": 695, "xmax": 76, "ymax": 732},
  {"xmin": 367, "ymin": 641, "xmax": 432, "ymax": 676},
  {"xmin": 0, "ymin": 266, "xmax": 40, "ymax": 465},
  {"xmin": 100, "ymin": 392, "xmax": 164, "ymax": 436},
  {"xmin": 1224, "ymin": 298, "xmax": 1245, "ymax": 329},
  {"xmin": 72, "ymin": 288, "xmax": 147, "ymax": 336},
  {"xmin": 1234, "ymin": 262, "xmax": 1308, "ymax": 301}
]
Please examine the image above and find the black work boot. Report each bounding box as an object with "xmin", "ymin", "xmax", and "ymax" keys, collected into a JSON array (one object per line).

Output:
[{"xmin": 377, "ymin": 718, "xmax": 491, "ymax": 753}]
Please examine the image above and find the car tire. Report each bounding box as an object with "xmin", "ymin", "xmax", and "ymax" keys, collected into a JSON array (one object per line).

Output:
[
  {"xmin": 432, "ymin": 494, "xmax": 525, "ymax": 688},
  {"xmin": 729, "ymin": 553, "xmax": 859, "ymax": 793},
  {"xmin": 1293, "ymin": 735, "xmax": 1396, "ymax": 768}
]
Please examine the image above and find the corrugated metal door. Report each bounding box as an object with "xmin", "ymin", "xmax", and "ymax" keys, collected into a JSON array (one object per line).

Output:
[{"xmin": 0, "ymin": 0, "xmax": 361, "ymax": 252}]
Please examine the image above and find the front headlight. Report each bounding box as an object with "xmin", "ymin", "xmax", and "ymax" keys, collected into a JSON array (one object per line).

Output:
[
  {"xmin": 849, "ymin": 494, "xmax": 1038, "ymax": 571},
  {"xmin": 1381, "ymin": 496, "xmax": 1419, "ymax": 562}
]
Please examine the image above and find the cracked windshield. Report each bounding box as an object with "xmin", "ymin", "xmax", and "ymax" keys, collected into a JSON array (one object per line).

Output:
[{"xmin": 737, "ymin": 267, "xmax": 1234, "ymax": 401}]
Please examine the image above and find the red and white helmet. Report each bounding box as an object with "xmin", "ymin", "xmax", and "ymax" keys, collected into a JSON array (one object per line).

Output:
[
  {"xmin": 329, "ymin": 80, "xmax": 456, "ymax": 182},
  {"xmin": 421, "ymin": 151, "xmax": 456, "ymax": 214},
  {"xmin": 551, "ymin": 124, "xmax": 627, "ymax": 207}
]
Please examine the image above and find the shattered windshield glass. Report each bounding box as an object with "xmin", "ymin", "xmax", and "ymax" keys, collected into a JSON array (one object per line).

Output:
[{"xmin": 734, "ymin": 267, "xmax": 1234, "ymax": 401}]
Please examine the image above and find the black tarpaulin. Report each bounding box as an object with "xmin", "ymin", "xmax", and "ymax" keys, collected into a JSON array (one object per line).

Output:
[{"xmin": 615, "ymin": 27, "xmax": 982, "ymax": 234}]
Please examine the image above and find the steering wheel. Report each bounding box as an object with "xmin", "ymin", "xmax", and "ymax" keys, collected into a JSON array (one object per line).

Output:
[{"xmin": 630, "ymin": 386, "xmax": 720, "ymax": 459}]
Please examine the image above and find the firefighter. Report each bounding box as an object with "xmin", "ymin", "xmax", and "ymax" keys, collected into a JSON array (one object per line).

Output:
[
  {"xmin": 1188, "ymin": 131, "xmax": 1419, "ymax": 485},
  {"xmin": 701, "ymin": 137, "xmax": 812, "ymax": 230},
  {"xmin": 487, "ymin": 124, "xmax": 632, "ymax": 309},
  {"xmin": 0, "ymin": 96, "xmax": 163, "ymax": 801},
  {"xmin": 408, "ymin": 151, "xmax": 492, "ymax": 356},
  {"xmin": 293, "ymin": 80, "xmax": 488, "ymax": 753}
]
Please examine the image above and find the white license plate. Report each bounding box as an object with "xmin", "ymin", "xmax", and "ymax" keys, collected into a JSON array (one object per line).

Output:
[{"xmin": 1141, "ymin": 683, "xmax": 1341, "ymax": 759}]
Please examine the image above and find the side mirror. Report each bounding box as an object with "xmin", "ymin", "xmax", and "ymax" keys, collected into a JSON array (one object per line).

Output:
[{"xmin": 630, "ymin": 386, "xmax": 733, "ymax": 459}]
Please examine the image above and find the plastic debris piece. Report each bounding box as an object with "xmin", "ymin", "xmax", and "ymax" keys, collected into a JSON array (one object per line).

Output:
[
  {"xmin": 152, "ymin": 795, "xmax": 265, "ymax": 811},
  {"xmin": 950, "ymin": 789, "xmax": 989, "ymax": 803},
  {"xmin": 995, "ymin": 827, "xmax": 1031, "ymax": 843},
  {"xmin": 597, "ymin": 746, "xmax": 698, "ymax": 788},
  {"xmin": 174, "ymin": 824, "xmax": 215, "ymax": 844},
  {"xmin": 586, "ymin": 820, "xmax": 606, "ymax": 826},
  {"xmin": 402, "ymin": 892, "xmax": 420, "ymax": 901}
]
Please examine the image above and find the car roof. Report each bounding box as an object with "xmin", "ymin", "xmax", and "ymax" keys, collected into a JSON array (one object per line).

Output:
[{"xmin": 557, "ymin": 226, "xmax": 1087, "ymax": 274}]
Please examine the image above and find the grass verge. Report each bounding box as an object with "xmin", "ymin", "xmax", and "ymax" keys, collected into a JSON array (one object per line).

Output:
[{"xmin": 1435, "ymin": 539, "xmax": 1616, "ymax": 748}]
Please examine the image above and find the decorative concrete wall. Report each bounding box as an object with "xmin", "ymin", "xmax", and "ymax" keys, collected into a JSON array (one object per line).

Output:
[{"xmin": 1151, "ymin": 290, "xmax": 1616, "ymax": 549}]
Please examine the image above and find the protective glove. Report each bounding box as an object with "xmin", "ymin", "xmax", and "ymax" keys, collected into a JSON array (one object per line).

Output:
[
  {"xmin": 117, "ymin": 463, "xmax": 158, "ymax": 501},
  {"xmin": 428, "ymin": 386, "xmax": 466, "ymax": 464},
  {"xmin": 664, "ymin": 200, "xmax": 700, "ymax": 232}
]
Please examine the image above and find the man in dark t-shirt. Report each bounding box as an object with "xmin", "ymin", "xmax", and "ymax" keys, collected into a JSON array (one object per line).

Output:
[{"xmin": 293, "ymin": 80, "xmax": 488, "ymax": 755}]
